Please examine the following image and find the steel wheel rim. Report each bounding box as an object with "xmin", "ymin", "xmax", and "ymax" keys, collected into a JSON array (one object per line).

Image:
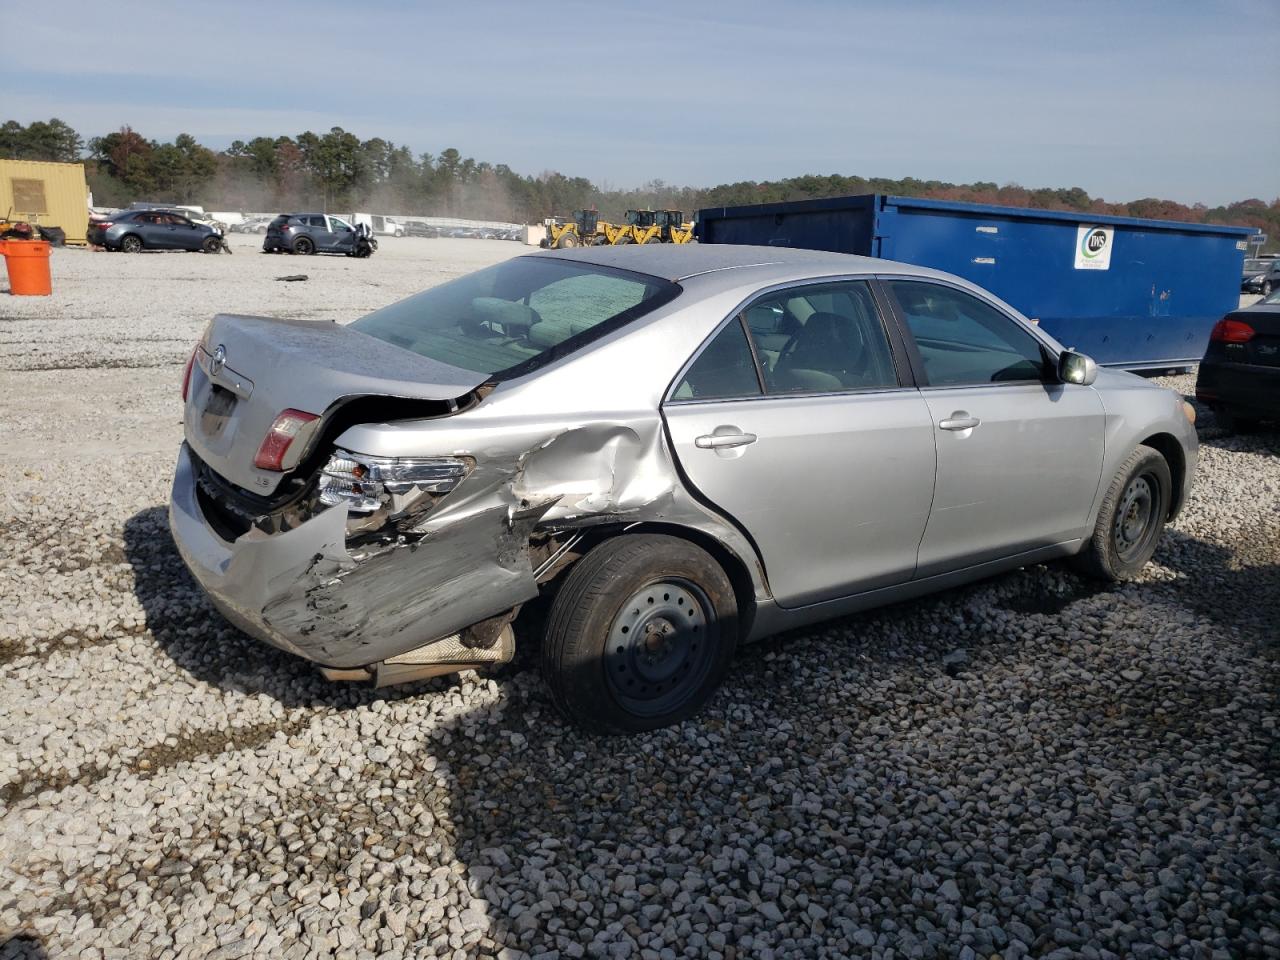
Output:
[
  {"xmin": 1114, "ymin": 474, "xmax": 1157, "ymax": 560},
  {"xmin": 605, "ymin": 578, "xmax": 716, "ymax": 718}
]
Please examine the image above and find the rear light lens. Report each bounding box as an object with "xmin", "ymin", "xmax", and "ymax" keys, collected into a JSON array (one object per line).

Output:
[
  {"xmin": 319, "ymin": 449, "xmax": 472, "ymax": 515},
  {"xmin": 181, "ymin": 345, "xmax": 198, "ymax": 401},
  {"xmin": 254, "ymin": 409, "xmax": 320, "ymax": 471},
  {"xmin": 1210, "ymin": 319, "xmax": 1256, "ymax": 343}
]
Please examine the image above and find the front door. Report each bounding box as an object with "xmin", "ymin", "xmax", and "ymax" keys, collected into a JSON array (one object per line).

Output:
[
  {"xmin": 663, "ymin": 280, "xmax": 937, "ymax": 607},
  {"xmin": 883, "ymin": 278, "xmax": 1106, "ymax": 575}
]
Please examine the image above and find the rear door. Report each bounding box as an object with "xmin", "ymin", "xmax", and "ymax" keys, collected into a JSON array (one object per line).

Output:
[
  {"xmin": 137, "ymin": 212, "xmax": 169, "ymax": 248},
  {"xmin": 882, "ymin": 278, "xmax": 1105, "ymax": 575},
  {"xmin": 663, "ymin": 279, "xmax": 937, "ymax": 607}
]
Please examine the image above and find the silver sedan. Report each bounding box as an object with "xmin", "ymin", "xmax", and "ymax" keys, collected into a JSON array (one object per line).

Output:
[{"xmin": 170, "ymin": 245, "xmax": 1198, "ymax": 732}]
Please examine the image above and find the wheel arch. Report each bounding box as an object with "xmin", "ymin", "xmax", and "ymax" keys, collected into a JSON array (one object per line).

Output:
[
  {"xmin": 548, "ymin": 522, "xmax": 758, "ymax": 640},
  {"xmin": 1139, "ymin": 432, "xmax": 1186, "ymax": 519}
]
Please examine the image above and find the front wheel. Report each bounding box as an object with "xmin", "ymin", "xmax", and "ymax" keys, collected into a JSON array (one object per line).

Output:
[
  {"xmin": 201, "ymin": 236, "xmax": 223, "ymax": 254},
  {"xmin": 541, "ymin": 534, "xmax": 738, "ymax": 734},
  {"xmin": 1071, "ymin": 445, "xmax": 1171, "ymax": 581},
  {"xmin": 556, "ymin": 233, "xmax": 579, "ymax": 248},
  {"xmin": 1263, "ymin": 281, "xmax": 1273, "ymax": 296}
]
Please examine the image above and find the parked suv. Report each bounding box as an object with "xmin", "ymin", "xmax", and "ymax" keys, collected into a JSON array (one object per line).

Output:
[
  {"xmin": 263, "ymin": 213, "xmax": 370, "ymax": 256},
  {"xmin": 87, "ymin": 210, "xmax": 226, "ymax": 253}
]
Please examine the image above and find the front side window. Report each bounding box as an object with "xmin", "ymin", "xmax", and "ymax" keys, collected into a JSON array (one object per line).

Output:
[
  {"xmin": 329, "ymin": 216, "xmax": 352, "ymax": 233},
  {"xmin": 352, "ymin": 257, "xmax": 679, "ymax": 379},
  {"xmin": 887, "ymin": 280, "xmax": 1048, "ymax": 386}
]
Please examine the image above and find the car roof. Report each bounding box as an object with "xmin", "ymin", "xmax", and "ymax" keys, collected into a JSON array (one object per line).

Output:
[{"xmin": 528, "ymin": 243, "xmax": 944, "ymax": 283}]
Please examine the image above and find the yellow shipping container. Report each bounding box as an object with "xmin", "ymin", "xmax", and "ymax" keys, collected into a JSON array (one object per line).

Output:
[{"xmin": 0, "ymin": 159, "xmax": 90, "ymax": 245}]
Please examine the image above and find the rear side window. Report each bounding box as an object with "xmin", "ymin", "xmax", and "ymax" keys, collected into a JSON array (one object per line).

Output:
[
  {"xmin": 351, "ymin": 257, "xmax": 680, "ymax": 379},
  {"xmin": 307, "ymin": 216, "xmax": 326, "ymax": 228},
  {"xmin": 753, "ymin": 282, "xmax": 897, "ymax": 394},
  {"xmin": 888, "ymin": 280, "xmax": 1048, "ymax": 386}
]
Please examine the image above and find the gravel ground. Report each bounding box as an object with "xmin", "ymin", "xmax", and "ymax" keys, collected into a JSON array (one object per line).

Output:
[{"xmin": 0, "ymin": 242, "xmax": 1276, "ymax": 959}]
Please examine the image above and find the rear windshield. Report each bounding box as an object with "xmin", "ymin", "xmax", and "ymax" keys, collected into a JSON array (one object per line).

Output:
[{"xmin": 350, "ymin": 257, "xmax": 680, "ymax": 379}]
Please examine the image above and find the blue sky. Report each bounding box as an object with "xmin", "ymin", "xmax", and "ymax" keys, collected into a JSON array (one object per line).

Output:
[{"xmin": 2, "ymin": 1, "xmax": 1276, "ymax": 206}]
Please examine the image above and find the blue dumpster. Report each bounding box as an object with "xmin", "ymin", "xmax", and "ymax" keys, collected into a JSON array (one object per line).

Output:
[{"xmin": 695, "ymin": 194, "xmax": 1258, "ymax": 370}]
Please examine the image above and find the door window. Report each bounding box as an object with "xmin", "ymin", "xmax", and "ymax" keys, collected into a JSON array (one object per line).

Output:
[
  {"xmin": 329, "ymin": 217, "xmax": 353, "ymax": 233},
  {"xmin": 753, "ymin": 282, "xmax": 898, "ymax": 394},
  {"xmin": 671, "ymin": 319, "xmax": 762, "ymax": 400},
  {"xmin": 307, "ymin": 216, "xmax": 327, "ymax": 228},
  {"xmin": 887, "ymin": 281, "xmax": 1048, "ymax": 386}
]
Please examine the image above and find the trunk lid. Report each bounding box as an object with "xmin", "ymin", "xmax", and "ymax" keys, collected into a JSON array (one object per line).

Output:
[
  {"xmin": 185, "ymin": 313, "xmax": 486, "ymax": 495},
  {"xmin": 1220, "ymin": 305, "xmax": 1280, "ymax": 369}
]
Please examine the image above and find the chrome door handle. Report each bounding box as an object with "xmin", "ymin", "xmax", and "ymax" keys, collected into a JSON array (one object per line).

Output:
[
  {"xmin": 695, "ymin": 432, "xmax": 757, "ymax": 449},
  {"xmin": 938, "ymin": 415, "xmax": 980, "ymax": 432}
]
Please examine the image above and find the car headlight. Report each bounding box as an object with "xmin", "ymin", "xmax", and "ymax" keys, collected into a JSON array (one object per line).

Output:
[{"xmin": 318, "ymin": 449, "xmax": 473, "ymax": 524}]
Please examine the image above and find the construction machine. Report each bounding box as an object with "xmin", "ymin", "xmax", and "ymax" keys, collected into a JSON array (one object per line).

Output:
[
  {"xmin": 656, "ymin": 210, "xmax": 695, "ymax": 244},
  {"xmin": 542, "ymin": 209, "xmax": 621, "ymax": 248},
  {"xmin": 621, "ymin": 209, "xmax": 663, "ymax": 244}
]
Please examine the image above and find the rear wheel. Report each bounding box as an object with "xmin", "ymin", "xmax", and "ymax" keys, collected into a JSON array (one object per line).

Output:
[
  {"xmin": 119, "ymin": 234, "xmax": 143, "ymax": 254},
  {"xmin": 293, "ymin": 236, "xmax": 315, "ymax": 255},
  {"xmin": 556, "ymin": 233, "xmax": 579, "ymax": 248},
  {"xmin": 644, "ymin": 236, "xmax": 661, "ymax": 244},
  {"xmin": 1071, "ymin": 445, "xmax": 1171, "ymax": 581},
  {"xmin": 541, "ymin": 535, "xmax": 738, "ymax": 733},
  {"xmin": 614, "ymin": 235, "xmax": 634, "ymax": 245}
]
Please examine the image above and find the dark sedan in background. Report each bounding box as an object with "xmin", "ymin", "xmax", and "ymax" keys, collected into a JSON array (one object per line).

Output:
[
  {"xmin": 1196, "ymin": 289, "xmax": 1280, "ymax": 432},
  {"xmin": 87, "ymin": 210, "xmax": 226, "ymax": 253},
  {"xmin": 1241, "ymin": 258, "xmax": 1280, "ymax": 296}
]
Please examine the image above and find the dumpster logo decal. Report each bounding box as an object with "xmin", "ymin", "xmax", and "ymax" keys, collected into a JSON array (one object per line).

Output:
[{"xmin": 1074, "ymin": 225, "xmax": 1113, "ymax": 270}]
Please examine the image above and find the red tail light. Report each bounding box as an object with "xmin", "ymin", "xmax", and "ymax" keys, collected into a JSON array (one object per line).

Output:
[
  {"xmin": 254, "ymin": 409, "xmax": 320, "ymax": 471},
  {"xmin": 181, "ymin": 345, "xmax": 198, "ymax": 401},
  {"xmin": 1210, "ymin": 319, "xmax": 1255, "ymax": 343}
]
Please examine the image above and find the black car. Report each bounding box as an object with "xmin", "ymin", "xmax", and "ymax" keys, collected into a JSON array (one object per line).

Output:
[
  {"xmin": 1241, "ymin": 258, "xmax": 1280, "ymax": 296},
  {"xmin": 87, "ymin": 210, "xmax": 225, "ymax": 253},
  {"xmin": 1195, "ymin": 289, "xmax": 1280, "ymax": 431},
  {"xmin": 263, "ymin": 213, "xmax": 370, "ymax": 256},
  {"xmin": 403, "ymin": 220, "xmax": 439, "ymax": 238}
]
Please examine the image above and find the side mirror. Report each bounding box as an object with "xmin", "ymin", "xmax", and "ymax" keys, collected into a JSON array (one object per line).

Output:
[{"xmin": 1058, "ymin": 350, "xmax": 1098, "ymax": 386}]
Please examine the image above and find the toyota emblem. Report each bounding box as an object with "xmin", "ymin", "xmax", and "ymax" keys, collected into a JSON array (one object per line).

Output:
[{"xmin": 210, "ymin": 344, "xmax": 226, "ymax": 376}]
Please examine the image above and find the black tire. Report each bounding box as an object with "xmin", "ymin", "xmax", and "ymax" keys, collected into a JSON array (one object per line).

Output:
[
  {"xmin": 1214, "ymin": 406, "xmax": 1259, "ymax": 434},
  {"xmin": 614, "ymin": 235, "xmax": 634, "ymax": 245},
  {"xmin": 1263, "ymin": 281, "xmax": 1273, "ymax": 296},
  {"xmin": 541, "ymin": 534, "xmax": 739, "ymax": 734},
  {"xmin": 119, "ymin": 234, "xmax": 143, "ymax": 253},
  {"xmin": 643, "ymin": 236, "xmax": 661, "ymax": 244},
  {"xmin": 293, "ymin": 236, "xmax": 315, "ymax": 255},
  {"xmin": 556, "ymin": 233, "xmax": 579, "ymax": 249},
  {"xmin": 201, "ymin": 236, "xmax": 222, "ymax": 254},
  {"xmin": 1071, "ymin": 445, "xmax": 1172, "ymax": 581}
]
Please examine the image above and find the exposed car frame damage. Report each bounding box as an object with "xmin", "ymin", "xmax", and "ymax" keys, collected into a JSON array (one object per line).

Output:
[{"xmin": 171, "ymin": 409, "xmax": 766, "ymax": 681}]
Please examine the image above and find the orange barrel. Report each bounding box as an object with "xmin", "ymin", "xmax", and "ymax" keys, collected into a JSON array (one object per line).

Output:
[{"xmin": 2, "ymin": 240, "xmax": 53, "ymax": 296}]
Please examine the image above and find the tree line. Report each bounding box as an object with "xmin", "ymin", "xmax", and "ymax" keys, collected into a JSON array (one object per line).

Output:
[{"xmin": 2, "ymin": 117, "xmax": 1277, "ymax": 249}]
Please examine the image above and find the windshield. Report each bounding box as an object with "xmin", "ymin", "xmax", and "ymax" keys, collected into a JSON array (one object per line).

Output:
[{"xmin": 351, "ymin": 257, "xmax": 680, "ymax": 379}]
